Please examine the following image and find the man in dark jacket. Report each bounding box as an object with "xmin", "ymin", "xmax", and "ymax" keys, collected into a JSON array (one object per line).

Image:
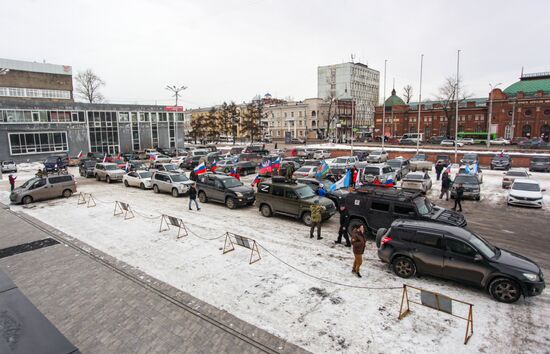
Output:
[
  {"xmin": 335, "ymin": 205, "xmax": 351, "ymax": 247},
  {"xmin": 351, "ymin": 224, "xmax": 366, "ymax": 277},
  {"xmin": 188, "ymin": 184, "xmax": 200, "ymax": 210},
  {"xmin": 439, "ymin": 172, "xmax": 451, "ymax": 201},
  {"xmin": 435, "ymin": 161, "xmax": 444, "ymax": 181},
  {"xmin": 285, "ymin": 162, "xmax": 295, "ymax": 181},
  {"xmin": 453, "ymin": 183, "xmax": 464, "ymax": 212}
]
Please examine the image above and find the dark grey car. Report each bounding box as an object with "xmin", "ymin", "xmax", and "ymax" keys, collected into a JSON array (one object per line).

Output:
[
  {"xmin": 451, "ymin": 175, "xmax": 481, "ymax": 201},
  {"xmin": 386, "ymin": 159, "xmax": 410, "ymax": 181},
  {"xmin": 530, "ymin": 156, "xmax": 550, "ymax": 172},
  {"xmin": 377, "ymin": 219, "xmax": 545, "ymax": 303}
]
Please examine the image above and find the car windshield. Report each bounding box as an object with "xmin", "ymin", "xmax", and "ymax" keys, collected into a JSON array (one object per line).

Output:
[
  {"xmin": 364, "ymin": 167, "xmax": 380, "ymax": 175},
  {"xmin": 371, "ymin": 151, "xmax": 381, "ymax": 156},
  {"xmin": 463, "ymin": 154, "xmax": 477, "ymax": 160},
  {"xmin": 468, "ymin": 232, "xmax": 497, "ymax": 258},
  {"xmin": 138, "ymin": 171, "xmax": 152, "ymax": 178},
  {"xmin": 411, "ymin": 154, "xmax": 426, "ymax": 161},
  {"xmin": 493, "ymin": 156, "xmax": 509, "ymax": 161},
  {"xmin": 170, "ymin": 174, "xmax": 189, "ymax": 182},
  {"xmin": 164, "ymin": 164, "xmax": 177, "ymax": 171},
  {"xmin": 506, "ymin": 171, "xmax": 528, "ymax": 177},
  {"xmin": 386, "ymin": 160, "xmax": 401, "ymax": 168},
  {"xmin": 84, "ymin": 161, "xmax": 96, "ymax": 167},
  {"xmin": 532, "ymin": 157, "xmax": 549, "ymax": 162},
  {"xmin": 436, "ymin": 156, "xmax": 448, "ymax": 160},
  {"xmin": 104, "ymin": 165, "xmax": 118, "ymax": 170},
  {"xmin": 4, "ymin": 161, "xmax": 14, "ymax": 165},
  {"xmin": 405, "ymin": 174, "xmax": 423, "ymax": 180},
  {"xmin": 413, "ymin": 197, "xmax": 432, "ymax": 215},
  {"xmin": 21, "ymin": 177, "xmax": 40, "ymax": 189},
  {"xmin": 45, "ymin": 157, "xmax": 58, "ymax": 163},
  {"xmin": 454, "ymin": 175, "xmax": 478, "ymax": 185},
  {"xmin": 297, "ymin": 167, "xmax": 312, "ymax": 172},
  {"xmin": 222, "ymin": 178, "xmax": 242, "ymax": 188},
  {"xmin": 334, "ymin": 158, "xmax": 348, "ymax": 163},
  {"xmin": 512, "ymin": 182, "xmax": 540, "ymax": 192},
  {"xmin": 295, "ymin": 186, "xmax": 316, "ymax": 199}
]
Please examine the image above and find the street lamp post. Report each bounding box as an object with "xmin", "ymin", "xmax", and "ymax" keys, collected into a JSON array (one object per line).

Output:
[
  {"xmin": 486, "ymin": 83, "xmax": 502, "ymax": 147},
  {"xmin": 382, "ymin": 60, "xmax": 388, "ymax": 149},
  {"xmin": 454, "ymin": 50, "xmax": 460, "ymax": 163},
  {"xmin": 416, "ymin": 54, "xmax": 424, "ymax": 154}
]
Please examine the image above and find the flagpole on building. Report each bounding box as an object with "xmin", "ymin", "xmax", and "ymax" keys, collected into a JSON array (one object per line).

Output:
[
  {"xmin": 454, "ymin": 50, "xmax": 461, "ymax": 164},
  {"xmin": 416, "ymin": 54, "xmax": 424, "ymax": 154},
  {"xmin": 382, "ymin": 59, "xmax": 388, "ymax": 149}
]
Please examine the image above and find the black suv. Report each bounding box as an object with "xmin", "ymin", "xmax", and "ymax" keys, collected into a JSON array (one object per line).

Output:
[
  {"xmin": 435, "ymin": 154, "xmax": 451, "ymax": 167},
  {"xmin": 490, "ymin": 154, "xmax": 512, "ymax": 170},
  {"xmin": 197, "ymin": 173, "xmax": 255, "ymax": 208},
  {"xmin": 377, "ymin": 219, "xmax": 545, "ymax": 303},
  {"xmin": 79, "ymin": 159, "xmax": 97, "ymax": 178},
  {"xmin": 344, "ymin": 187, "xmax": 466, "ymax": 236}
]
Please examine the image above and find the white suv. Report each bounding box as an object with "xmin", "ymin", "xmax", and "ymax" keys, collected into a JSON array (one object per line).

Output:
[
  {"xmin": 1, "ymin": 160, "xmax": 17, "ymax": 173},
  {"xmin": 94, "ymin": 163, "xmax": 125, "ymax": 183}
]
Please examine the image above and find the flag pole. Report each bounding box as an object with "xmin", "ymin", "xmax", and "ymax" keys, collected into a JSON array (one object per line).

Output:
[
  {"xmin": 382, "ymin": 59, "xmax": 388, "ymax": 149},
  {"xmin": 416, "ymin": 54, "xmax": 424, "ymax": 154},
  {"xmin": 454, "ymin": 50, "xmax": 461, "ymax": 164}
]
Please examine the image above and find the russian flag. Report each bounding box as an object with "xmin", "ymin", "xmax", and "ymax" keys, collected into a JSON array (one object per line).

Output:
[
  {"xmin": 210, "ymin": 160, "xmax": 217, "ymax": 172},
  {"xmin": 272, "ymin": 157, "xmax": 281, "ymax": 170},
  {"xmin": 77, "ymin": 150, "xmax": 83, "ymax": 159},
  {"xmin": 102, "ymin": 153, "xmax": 107, "ymax": 163},
  {"xmin": 194, "ymin": 162, "xmax": 207, "ymax": 175},
  {"xmin": 251, "ymin": 174, "xmax": 261, "ymax": 187}
]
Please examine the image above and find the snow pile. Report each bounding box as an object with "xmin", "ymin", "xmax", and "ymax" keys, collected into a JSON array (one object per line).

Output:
[{"xmin": 0, "ymin": 168, "xmax": 549, "ymax": 353}]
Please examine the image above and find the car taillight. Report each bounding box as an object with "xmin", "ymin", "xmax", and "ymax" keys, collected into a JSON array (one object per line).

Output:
[{"xmin": 381, "ymin": 236, "xmax": 392, "ymax": 245}]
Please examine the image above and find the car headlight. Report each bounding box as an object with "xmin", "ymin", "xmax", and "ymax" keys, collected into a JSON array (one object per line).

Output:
[
  {"xmin": 523, "ymin": 273, "xmax": 540, "ymax": 282},
  {"xmin": 235, "ymin": 192, "xmax": 243, "ymax": 197}
]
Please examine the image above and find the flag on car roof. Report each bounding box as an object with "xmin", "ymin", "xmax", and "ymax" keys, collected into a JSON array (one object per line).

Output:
[
  {"xmin": 210, "ymin": 160, "xmax": 217, "ymax": 172},
  {"xmin": 77, "ymin": 150, "xmax": 83, "ymax": 159},
  {"xmin": 329, "ymin": 169, "xmax": 351, "ymax": 191},
  {"xmin": 251, "ymin": 174, "xmax": 261, "ymax": 187},
  {"xmin": 316, "ymin": 160, "xmax": 330, "ymax": 180},
  {"xmin": 194, "ymin": 162, "xmax": 207, "ymax": 175},
  {"xmin": 102, "ymin": 153, "xmax": 107, "ymax": 163},
  {"xmin": 272, "ymin": 157, "xmax": 281, "ymax": 170},
  {"xmin": 259, "ymin": 159, "xmax": 272, "ymax": 175}
]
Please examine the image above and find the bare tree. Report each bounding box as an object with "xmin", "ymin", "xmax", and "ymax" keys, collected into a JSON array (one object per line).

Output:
[
  {"xmin": 75, "ymin": 69, "xmax": 105, "ymax": 103},
  {"xmin": 435, "ymin": 76, "xmax": 472, "ymax": 138},
  {"xmin": 403, "ymin": 84, "xmax": 414, "ymax": 103}
]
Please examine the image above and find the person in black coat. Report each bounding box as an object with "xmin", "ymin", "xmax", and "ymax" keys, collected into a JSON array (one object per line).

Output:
[
  {"xmin": 335, "ymin": 205, "xmax": 351, "ymax": 246},
  {"xmin": 439, "ymin": 172, "xmax": 451, "ymax": 201},
  {"xmin": 435, "ymin": 162, "xmax": 444, "ymax": 181},
  {"xmin": 453, "ymin": 183, "xmax": 464, "ymax": 212},
  {"xmin": 188, "ymin": 184, "xmax": 200, "ymax": 210}
]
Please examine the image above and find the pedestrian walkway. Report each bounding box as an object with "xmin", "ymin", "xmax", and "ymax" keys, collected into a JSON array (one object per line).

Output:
[{"xmin": 0, "ymin": 205, "xmax": 308, "ymax": 354}]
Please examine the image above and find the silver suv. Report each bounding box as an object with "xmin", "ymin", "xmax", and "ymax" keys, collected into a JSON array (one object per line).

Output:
[
  {"xmin": 10, "ymin": 175, "xmax": 76, "ymax": 204},
  {"xmin": 151, "ymin": 171, "xmax": 194, "ymax": 197},
  {"xmin": 94, "ymin": 163, "xmax": 125, "ymax": 183},
  {"xmin": 362, "ymin": 164, "xmax": 397, "ymax": 184}
]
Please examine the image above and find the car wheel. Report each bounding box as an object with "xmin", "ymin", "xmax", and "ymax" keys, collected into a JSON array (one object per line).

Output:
[
  {"xmin": 140, "ymin": 183, "xmax": 145, "ymax": 190},
  {"xmin": 96, "ymin": 174, "xmax": 101, "ymax": 181},
  {"xmin": 226, "ymin": 197, "xmax": 236, "ymax": 209},
  {"xmin": 106, "ymin": 176, "xmax": 111, "ymax": 184},
  {"xmin": 260, "ymin": 204, "xmax": 272, "ymax": 217},
  {"xmin": 172, "ymin": 188, "xmax": 180, "ymax": 197},
  {"xmin": 392, "ymin": 257, "xmax": 416, "ymax": 278},
  {"xmin": 22, "ymin": 196, "xmax": 33, "ymax": 205},
  {"xmin": 198, "ymin": 191, "xmax": 207, "ymax": 203},
  {"xmin": 153, "ymin": 185, "xmax": 159, "ymax": 193},
  {"xmin": 62, "ymin": 189, "xmax": 72, "ymax": 198},
  {"xmin": 124, "ymin": 180, "xmax": 129, "ymax": 187},
  {"xmin": 489, "ymin": 278, "xmax": 521, "ymax": 303},
  {"xmin": 302, "ymin": 212, "xmax": 312, "ymax": 226}
]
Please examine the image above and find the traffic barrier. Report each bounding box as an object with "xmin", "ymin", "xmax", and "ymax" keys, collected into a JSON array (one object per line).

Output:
[
  {"xmin": 77, "ymin": 192, "xmax": 96, "ymax": 208},
  {"xmin": 159, "ymin": 214, "xmax": 188, "ymax": 239},
  {"xmin": 113, "ymin": 201, "xmax": 134, "ymax": 220},
  {"xmin": 222, "ymin": 232, "xmax": 261, "ymax": 264},
  {"xmin": 398, "ymin": 284, "xmax": 474, "ymax": 344}
]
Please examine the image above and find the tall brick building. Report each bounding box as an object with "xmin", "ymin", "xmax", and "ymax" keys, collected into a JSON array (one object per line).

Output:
[{"xmin": 374, "ymin": 72, "xmax": 550, "ymax": 141}]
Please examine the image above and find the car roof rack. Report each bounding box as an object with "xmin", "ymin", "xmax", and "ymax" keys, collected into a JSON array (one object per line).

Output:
[{"xmin": 354, "ymin": 185, "xmax": 421, "ymax": 201}]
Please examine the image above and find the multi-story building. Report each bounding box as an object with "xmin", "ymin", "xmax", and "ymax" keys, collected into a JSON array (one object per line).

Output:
[
  {"xmin": 0, "ymin": 58, "xmax": 73, "ymax": 102},
  {"xmin": 318, "ymin": 62, "xmax": 380, "ymax": 129},
  {"xmin": 373, "ymin": 73, "xmax": 550, "ymax": 142}
]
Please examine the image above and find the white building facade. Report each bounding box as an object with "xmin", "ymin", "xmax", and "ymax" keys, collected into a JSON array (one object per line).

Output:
[{"xmin": 317, "ymin": 62, "xmax": 380, "ymax": 129}]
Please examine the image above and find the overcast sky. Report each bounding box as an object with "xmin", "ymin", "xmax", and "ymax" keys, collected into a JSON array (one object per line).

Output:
[{"xmin": 4, "ymin": 0, "xmax": 549, "ymax": 108}]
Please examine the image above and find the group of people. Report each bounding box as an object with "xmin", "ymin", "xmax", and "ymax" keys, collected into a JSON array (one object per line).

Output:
[{"xmin": 436, "ymin": 163, "xmax": 465, "ymax": 212}]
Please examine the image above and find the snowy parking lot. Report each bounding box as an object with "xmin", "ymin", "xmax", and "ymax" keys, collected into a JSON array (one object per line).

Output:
[{"xmin": 1, "ymin": 164, "xmax": 550, "ymax": 353}]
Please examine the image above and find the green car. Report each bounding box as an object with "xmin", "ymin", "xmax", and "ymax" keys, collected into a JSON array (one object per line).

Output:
[{"xmin": 256, "ymin": 178, "xmax": 336, "ymax": 226}]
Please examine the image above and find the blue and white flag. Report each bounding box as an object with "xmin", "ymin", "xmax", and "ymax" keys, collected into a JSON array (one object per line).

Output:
[{"xmin": 329, "ymin": 170, "xmax": 351, "ymax": 191}]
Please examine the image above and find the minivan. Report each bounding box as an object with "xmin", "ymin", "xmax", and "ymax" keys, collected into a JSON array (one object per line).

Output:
[{"xmin": 10, "ymin": 175, "xmax": 77, "ymax": 204}]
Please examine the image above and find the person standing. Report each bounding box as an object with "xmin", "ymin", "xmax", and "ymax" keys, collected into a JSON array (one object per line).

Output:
[
  {"xmin": 335, "ymin": 205, "xmax": 351, "ymax": 247},
  {"xmin": 285, "ymin": 162, "xmax": 295, "ymax": 181},
  {"xmin": 351, "ymin": 224, "xmax": 366, "ymax": 277},
  {"xmin": 8, "ymin": 174, "xmax": 16, "ymax": 192},
  {"xmin": 309, "ymin": 200, "xmax": 325, "ymax": 240},
  {"xmin": 435, "ymin": 161, "xmax": 444, "ymax": 181},
  {"xmin": 453, "ymin": 183, "xmax": 464, "ymax": 212},
  {"xmin": 188, "ymin": 184, "xmax": 200, "ymax": 211},
  {"xmin": 439, "ymin": 172, "xmax": 451, "ymax": 201}
]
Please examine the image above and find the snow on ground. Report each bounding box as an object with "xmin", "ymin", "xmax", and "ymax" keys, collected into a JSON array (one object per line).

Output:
[{"xmin": 1, "ymin": 167, "xmax": 549, "ymax": 353}]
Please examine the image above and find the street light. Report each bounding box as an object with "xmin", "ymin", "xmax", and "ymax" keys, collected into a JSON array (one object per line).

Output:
[
  {"xmin": 486, "ymin": 83, "xmax": 502, "ymax": 147},
  {"xmin": 165, "ymin": 85, "xmax": 187, "ymax": 107}
]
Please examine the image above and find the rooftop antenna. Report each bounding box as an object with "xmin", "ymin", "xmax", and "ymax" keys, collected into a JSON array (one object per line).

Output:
[
  {"xmin": 351, "ymin": 53, "xmax": 356, "ymax": 63},
  {"xmin": 520, "ymin": 66, "xmax": 524, "ymax": 78}
]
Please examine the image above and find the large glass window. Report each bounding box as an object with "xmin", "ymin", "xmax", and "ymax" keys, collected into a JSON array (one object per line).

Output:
[
  {"xmin": 87, "ymin": 111, "xmax": 120, "ymax": 154},
  {"xmin": 9, "ymin": 132, "xmax": 68, "ymax": 155},
  {"xmin": 0, "ymin": 87, "xmax": 70, "ymax": 99}
]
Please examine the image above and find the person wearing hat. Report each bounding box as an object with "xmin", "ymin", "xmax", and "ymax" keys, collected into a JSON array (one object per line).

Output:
[
  {"xmin": 317, "ymin": 183, "xmax": 327, "ymax": 197},
  {"xmin": 309, "ymin": 199, "xmax": 325, "ymax": 240},
  {"xmin": 335, "ymin": 205, "xmax": 351, "ymax": 247}
]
